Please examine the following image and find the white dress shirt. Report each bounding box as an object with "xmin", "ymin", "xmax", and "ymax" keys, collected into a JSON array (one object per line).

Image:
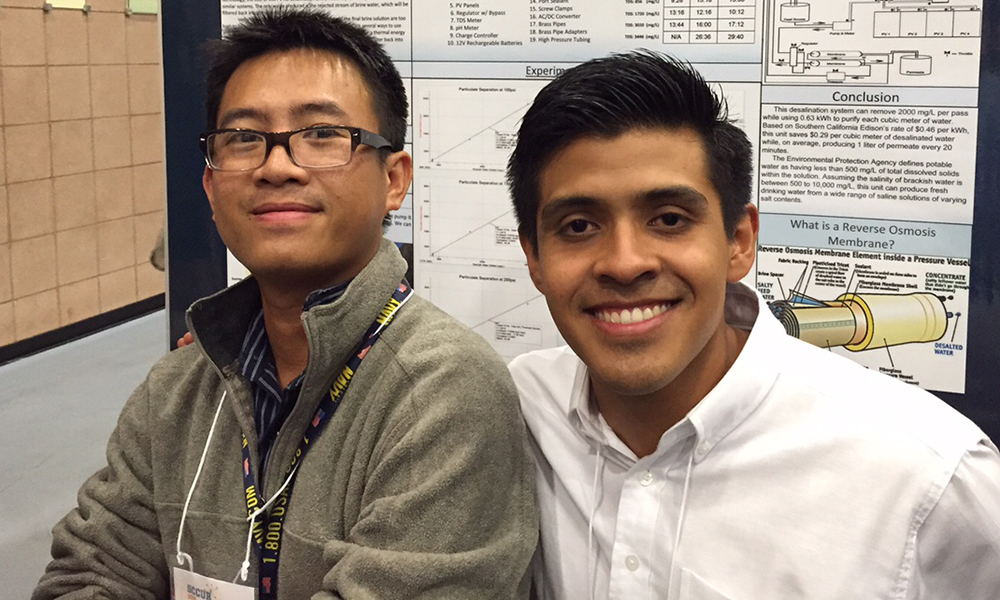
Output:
[{"xmin": 510, "ymin": 283, "xmax": 1000, "ymax": 600}]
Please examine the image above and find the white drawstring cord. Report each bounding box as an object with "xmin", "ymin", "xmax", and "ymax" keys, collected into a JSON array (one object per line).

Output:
[
  {"xmin": 181, "ymin": 289, "xmax": 410, "ymax": 582},
  {"xmin": 587, "ymin": 445, "xmax": 603, "ymax": 600},
  {"xmin": 668, "ymin": 446, "xmax": 696, "ymax": 597},
  {"xmin": 233, "ymin": 462, "xmax": 300, "ymax": 583},
  {"xmin": 176, "ymin": 390, "xmax": 228, "ymax": 572},
  {"xmin": 235, "ymin": 512, "xmax": 256, "ymax": 583}
]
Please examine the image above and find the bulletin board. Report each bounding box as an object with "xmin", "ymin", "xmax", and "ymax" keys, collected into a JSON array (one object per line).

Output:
[{"xmin": 164, "ymin": 0, "xmax": 1000, "ymax": 441}]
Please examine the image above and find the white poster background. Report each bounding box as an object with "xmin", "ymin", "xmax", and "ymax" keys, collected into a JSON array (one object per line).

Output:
[{"xmin": 219, "ymin": 0, "xmax": 982, "ymax": 392}]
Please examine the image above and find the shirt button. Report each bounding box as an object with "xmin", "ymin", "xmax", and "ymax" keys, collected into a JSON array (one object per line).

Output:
[
  {"xmin": 625, "ymin": 555, "xmax": 640, "ymax": 571},
  {"xmin": 640, "ymin": 471, "xmax": 653, "ymax": 486}
]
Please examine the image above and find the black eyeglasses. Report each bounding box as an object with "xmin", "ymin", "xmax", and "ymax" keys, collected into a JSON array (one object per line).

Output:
[{"xmin": 199, "ymin": 125, "xmax": 394, "ymax": 171}]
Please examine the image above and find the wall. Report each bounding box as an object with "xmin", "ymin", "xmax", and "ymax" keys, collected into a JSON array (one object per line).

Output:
[{"xmin": 0, "ymin": 1, "xmax": 165, "ymax": 348}]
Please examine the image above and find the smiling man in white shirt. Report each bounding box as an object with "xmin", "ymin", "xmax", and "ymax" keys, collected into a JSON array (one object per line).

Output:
[{"xmin": 506, "ymin": 51, "xmax": 1000, "ymax": 600}]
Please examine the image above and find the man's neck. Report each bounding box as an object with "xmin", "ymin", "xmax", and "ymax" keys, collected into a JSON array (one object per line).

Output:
[
  {"xmin": 592, "ymin": 324, "xmax": 749, "ymax": 458},
  {"xmin": 257, "ymin": 282, "xmax": 321, "ymax": 389},
  {"xmin": 252, "ymin": 254, "xmax": 372, "ymax": 388}
]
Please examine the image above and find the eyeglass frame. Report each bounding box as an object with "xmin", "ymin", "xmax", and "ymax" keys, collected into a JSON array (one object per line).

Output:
[{"xmin": 198, "ymin": 125, "xmax": 396, "ymax": 171}]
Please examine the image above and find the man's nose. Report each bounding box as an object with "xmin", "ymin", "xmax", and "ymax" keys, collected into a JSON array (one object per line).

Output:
[
  {"xmin": 256, "ymin": 142, "xmax": 307, "ymax": 184},
  {"xmin": 593, "ymin": 224, "xmax": 659, "ymax": 285}
]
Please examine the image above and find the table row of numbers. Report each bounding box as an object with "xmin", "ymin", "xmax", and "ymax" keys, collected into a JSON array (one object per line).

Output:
[
  {"xmin": 665, "ymin": 6, "xmax": 755, "ymax": 18},
  {"xmin": 664, "ymin": 29, "xmax": 754, "ymax": 43}
]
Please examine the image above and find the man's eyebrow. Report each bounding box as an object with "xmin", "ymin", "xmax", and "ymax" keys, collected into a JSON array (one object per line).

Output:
[
  {"xmin": 217, "ymin": 107, "xmax": 266, "ymax": 129},
  {"xmin": 291, "ymin": 101, "xmax": 348, "ymax": 121},
  {"xmin": 216, "ymin": 102, "xmax": 349, "ymax": 129},
  {"xmin": 539, "ymin": 186, "xmax": 709, "ymax": 222},
  {"xmin": 640, "ymin": 186, "xmax": 709, "ymax": 208},
  {"xmin": 539, "ymin": 196, "xmax": 600, "ymax": 223}
]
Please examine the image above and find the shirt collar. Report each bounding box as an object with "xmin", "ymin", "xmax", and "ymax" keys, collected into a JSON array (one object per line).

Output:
[
  {"xmin": 685, "ymin": 283, "xmax": 781, "ymax": 462},
  {"xmin": 238, "ymin": 279, "xmax": 353, "ymax": 383},
  {"xmin": 569, "ymin": 283, "xmax": 782, "ymax": 463},
  {"xmin": 303, "ymin": 279, "xmax": 351, "ymax": 312}
]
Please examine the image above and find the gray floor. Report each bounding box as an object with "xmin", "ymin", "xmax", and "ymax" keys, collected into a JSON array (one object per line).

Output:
[{"xmin": 0, "ymin": 311, "xmax": 168, "ymax": 598}]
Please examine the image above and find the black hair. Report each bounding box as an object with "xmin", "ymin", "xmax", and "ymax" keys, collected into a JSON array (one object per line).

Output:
[
  {"xmin": 507, "ymin": 51, "xmax": 752, "ymax": 252},
  {"xmin": 204, "ymin": 8, "xmax": 407, "ymax": 154}
]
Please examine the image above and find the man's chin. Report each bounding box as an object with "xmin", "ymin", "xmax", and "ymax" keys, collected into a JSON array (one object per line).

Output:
[
  {"xmin": 588, "ymin": 361, "xmax": 679, "ymax": 399},
  {"xmin": 246, "ymin": 260, "xmax": 334, "ymax": 285}
]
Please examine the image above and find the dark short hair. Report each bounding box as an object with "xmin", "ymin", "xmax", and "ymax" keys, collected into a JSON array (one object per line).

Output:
[
  {"xmin": 204, "ymin": 8, "xmax": 407, "ymax": 154},
  {"xmin": 507, "ymin": 51, "xmax": 752, "ymax": 251}
]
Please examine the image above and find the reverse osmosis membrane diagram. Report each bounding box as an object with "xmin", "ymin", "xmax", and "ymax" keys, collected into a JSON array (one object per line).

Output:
[
  {"xmin": 756, "ymin": 249, "xmax": 969, "ymax": 391},
  {"xmin": 769, "ymin": 289, "xmax": 952, "ymax": 351},
  {"xmin": 765, "ymin": 0, "xmax": 982, "ymax": 86}
]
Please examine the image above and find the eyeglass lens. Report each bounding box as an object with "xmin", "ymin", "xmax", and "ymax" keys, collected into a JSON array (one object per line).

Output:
[{"xmin": 208, "ymin": 127, "xmax": 355, "ymax": 170}]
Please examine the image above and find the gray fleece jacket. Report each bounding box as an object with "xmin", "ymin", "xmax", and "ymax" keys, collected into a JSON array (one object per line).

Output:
[{"xmin": 33, "ymin": 240, "xmax": 538, "ymax": 599}]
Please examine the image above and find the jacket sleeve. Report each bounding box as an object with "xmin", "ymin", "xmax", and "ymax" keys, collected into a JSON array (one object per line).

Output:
[
  {"xmin": 319, "ymin": 347, "xmax": 539, "ymax": 599},
  {"xmin": 907, "ymin": 439, "xmax": 1000, "ymax": 599},
  {"xmin": 32, "ymin": 377, "xmax": 170, "ymax": 600}
]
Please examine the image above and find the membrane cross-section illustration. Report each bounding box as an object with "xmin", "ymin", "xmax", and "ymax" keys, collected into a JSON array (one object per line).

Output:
[{"xmin": 769, "ymin": 290, "xmax": 951, "ymax": 351}]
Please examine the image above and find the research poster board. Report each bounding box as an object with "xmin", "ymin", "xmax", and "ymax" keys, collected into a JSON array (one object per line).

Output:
[{"xmin": 218, "ymin": 0, "xmax": 983, "ymax": 395}]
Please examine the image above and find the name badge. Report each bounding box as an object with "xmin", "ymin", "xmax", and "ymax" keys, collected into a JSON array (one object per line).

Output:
[{"xmin": 173, "ymin": 567, "xmax": 255, "ymax": 600}]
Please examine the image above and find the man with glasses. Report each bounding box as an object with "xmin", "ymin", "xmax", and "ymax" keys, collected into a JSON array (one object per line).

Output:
[{"xmin": 33, "ymin": 9, "xmax": 536, "ymax": 599}]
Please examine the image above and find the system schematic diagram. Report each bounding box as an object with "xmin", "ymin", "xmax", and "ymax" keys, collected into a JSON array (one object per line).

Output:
[
  {"xmin": 764, "ymin": 0, "xmax": 982, "ymax": 86},
  {"xmin": 769, "ymin": 289, "xmax": 953, "ymax": 351}
]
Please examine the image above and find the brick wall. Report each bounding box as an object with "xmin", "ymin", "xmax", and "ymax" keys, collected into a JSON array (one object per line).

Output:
[{"xmin": 0, "ymin": 1, "xmax": 165, "ymax": 346}]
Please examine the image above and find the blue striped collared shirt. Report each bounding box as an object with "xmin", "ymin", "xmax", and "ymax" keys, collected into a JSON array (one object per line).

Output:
[{"xmin": 238, "ymin": 281, "xmax": 350, "ymax": 473}]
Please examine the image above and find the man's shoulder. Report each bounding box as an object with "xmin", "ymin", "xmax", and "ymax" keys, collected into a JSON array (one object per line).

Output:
[
  {"xmin": 380, "ymin": 294, "xmax": 515, "ymax": 386},
  {"xmin": 769, "ymin": 334, "xmax": 985, "ymax": 462},
  {"xmin": 138, "ymin": 344, "xmax": 222, "ymax": 406},
  {"xmin": 774, "ymin": 332, "xmax": 945, "ymax": 409},
  {"xmin": 508, "ymin": 346, "xmax": 583, "ymax": 422},
  {"xmin": 350, "ymin": 295, "xmax": 528, "ymax": 441},
  {"xmin": 148, "ymin": 341, "xmax": 212, "ymax": 374},
  {"xmin": 508, "ymin": 345, "xmax": 580, "ymax": 382}
]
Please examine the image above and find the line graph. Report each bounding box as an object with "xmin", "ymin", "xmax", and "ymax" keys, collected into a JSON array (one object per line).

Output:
[
  {"xmin": 411, "ymin": 79, "xmax": 558, "ymax": 359},
  {"xmin": 414, "ymin": 80, "xmax": 547, "ymax": 171},
  {"xmin": 432, "ymin": 209, "xmax": 513, "ymax": 255},
  {"xmin": 429, "ymin": 104, "xmax": 528, "ymax": 164},
  {"xmin": 417, "ymin": 267, "xmax": 562, "ymax": 360},
  {"xmin": 415, "ymin": 176, "xmax": 524, "ymax": 265}
]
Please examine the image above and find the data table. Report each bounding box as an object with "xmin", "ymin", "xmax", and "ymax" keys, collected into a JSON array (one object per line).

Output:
[{"xmin": 663, "ymin": 0, "xmax": 756, "ymax": 43}]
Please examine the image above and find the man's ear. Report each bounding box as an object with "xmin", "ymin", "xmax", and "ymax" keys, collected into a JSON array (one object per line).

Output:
[
  {"xmin": 202, "ymin": 165, "xmax": 217, "ymax": 222},
  {"xmin": 382, "ymin": 150, "xmax": 413, "ymax": 214},
  {"xmin": 520, "ymin": 232, "xmax": 546, "ymax": 294},
  {"xmin": 727, "ymin": 203, "xmax": 759, "ymax": 282}
]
